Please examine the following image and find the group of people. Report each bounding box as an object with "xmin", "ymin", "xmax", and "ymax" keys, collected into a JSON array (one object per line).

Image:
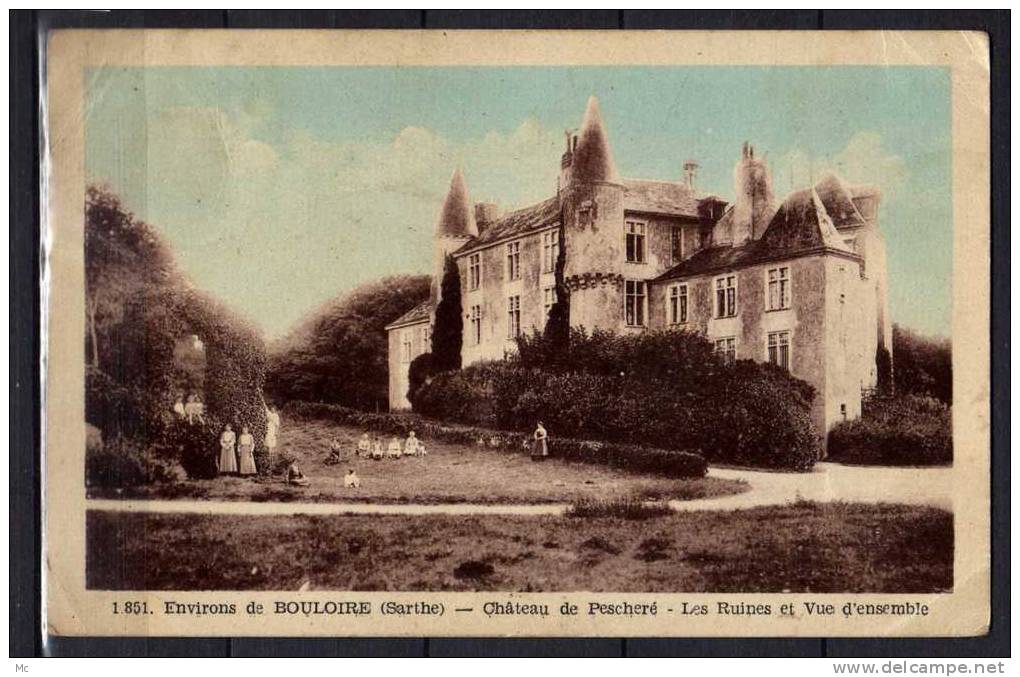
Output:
[
  {"xmin": 348, "ymin": 431, "xmax": 426, "ymax": 461},
  {"xmin": 214, "ymin": 404, "xmax": 282, "ymax": 477},
  {"xmin": 172, "ymin": 393, "xmax": 206, "ymax": 425}
]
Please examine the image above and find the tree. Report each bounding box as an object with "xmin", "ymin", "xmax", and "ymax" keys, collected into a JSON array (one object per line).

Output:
[
  {"xmin": 431, "ymin": 254, "xmax": 463, "ymax": 372},
  {"xmin": 85, "ymin": 185, "xmax": 176, "ymax": 369},
  {"xmin": 265, "ymin": 274, "xmax": 431, "ymax": 410},
  {"xmin": 544, "ymin": 223, "xmax": 570, "ymax": 357},
  {"xmin": 892, "ymin": 324, "xmax": 952, "ymax": 404}
]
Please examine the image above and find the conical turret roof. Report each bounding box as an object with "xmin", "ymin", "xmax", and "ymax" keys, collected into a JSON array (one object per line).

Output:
[
  {"xmin": 435, "ymin": 169, "xmax": 478, "ymax": 239},
  {"xmin": 570, "ymin": 96, "xmax": 620, "ymax": 184}
]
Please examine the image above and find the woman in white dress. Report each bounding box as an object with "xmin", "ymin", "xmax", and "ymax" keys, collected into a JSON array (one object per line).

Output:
[
  {"xmin": 531, "ymin": 421, "xmax": 549, "ymax": 462},
  {"xmin": 218, "ymin": 424, "xmax": 238, "ymax": 474},
  {"xmin": 237, "ymin": 425, "xmax": 257, "ymax": 476},
  {"xmin": 264, "ymin": 406, "xmax": 280, "ymax": 461},
  {"xmin": 387, "ymin": 436, "xmax": 403, "ymax": 459}
]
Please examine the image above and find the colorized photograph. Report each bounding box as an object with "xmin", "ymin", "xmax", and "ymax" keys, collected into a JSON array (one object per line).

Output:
[{"xmin": 80, "ymin": 63, "xmax": 955, "ymax": 595}]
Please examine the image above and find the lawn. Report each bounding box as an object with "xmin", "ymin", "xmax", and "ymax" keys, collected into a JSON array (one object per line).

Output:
[
  {"xmin": 90, "ymin": 418, "xmax": 745, "ymax": 505},
  {"xmin": 87, "ymin": 502, "xmax": 952, "ymax": 593}
]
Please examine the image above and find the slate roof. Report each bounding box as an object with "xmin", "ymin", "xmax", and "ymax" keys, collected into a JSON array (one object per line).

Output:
[
  {"xmin": 454, "ymin": 196, "xmax": 561, "ymax": 253},
  {"xmin": 435, "ymin": 169, "xmax": 478, "ymax": 239},
  {"xmin": 622, "ymin": 179, "xmax": 714, "ymax": 219},
  {"xmin": 657, "ymin": 181, "xmax": 856, "ymax": 281},
  {"xmin": 571, "ymin": 96, "xmax": 620, "ymax": 184},
  {"xmin": 384, "ymin": 300, "xmax": 432, "ymax": 330},
  {"xmin": 812, "ymin": 173, "xmax": 867, "ymax": 229}
]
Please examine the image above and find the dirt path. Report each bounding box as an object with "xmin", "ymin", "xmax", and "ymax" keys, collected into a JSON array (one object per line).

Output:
[
  {"xmin": 86, "ymin": 462, "xmax": 952, "ymax": 517},
  {"xmin": 672, "ymin": 462, "xmax": 953, "ymax": 512}
]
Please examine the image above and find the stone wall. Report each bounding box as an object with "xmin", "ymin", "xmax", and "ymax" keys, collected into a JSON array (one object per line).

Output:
[
  {"xmin": 387, "ymin": 318, "xmax": 430, "ymax": 410},
  {"xmin": 457, "ymin": 227, "xmax": 557, "ymax": 366}
]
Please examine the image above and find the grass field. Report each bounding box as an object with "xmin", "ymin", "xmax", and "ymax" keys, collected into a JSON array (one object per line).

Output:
[
  {"xmin": 90, "ymin": 418, "xmax": 745, "ymax": 505},
  {"xmin": 87, "ymin": 502, "xmax": 952, "ymax": 593}
]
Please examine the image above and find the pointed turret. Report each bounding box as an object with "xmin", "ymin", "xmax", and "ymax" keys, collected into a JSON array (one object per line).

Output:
[
  {"xmin": 435, "ymin": 169, "xmax": 478, "ymax": 239},
  {"xmin": 569, "ymin": 96, "xmax": 620, "ymax": 185}
]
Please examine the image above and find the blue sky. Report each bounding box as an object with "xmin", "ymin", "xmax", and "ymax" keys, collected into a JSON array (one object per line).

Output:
[{"xmin": 86, "ymin": 65, "xmax": 951, "ymax": 338}]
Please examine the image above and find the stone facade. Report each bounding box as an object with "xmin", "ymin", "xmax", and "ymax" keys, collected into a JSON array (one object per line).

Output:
[{"xmin": 385, "ymin": 96, "xmax": 892, "ymax": 438}]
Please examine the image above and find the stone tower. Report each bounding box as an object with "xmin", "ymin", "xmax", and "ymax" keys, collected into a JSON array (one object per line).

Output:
[
  {"xmin": 560, "ymin": 96, "xmax": 626, "ymax": 331},
  {"xmin": 431, "ymin": 169, "xmax": 478, "ymax": 305}
]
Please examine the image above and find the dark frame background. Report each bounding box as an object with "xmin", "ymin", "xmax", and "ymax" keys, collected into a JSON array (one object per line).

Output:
[{"xmin": 9, "ymin": 9, "xmax": 1010, "ymax": 659}]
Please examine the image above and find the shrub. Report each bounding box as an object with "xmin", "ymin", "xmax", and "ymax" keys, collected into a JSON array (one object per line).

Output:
[
  {"xmin": 85, "ymin": 436, "xmax": 179, "ymax": 488},
  {"xmin": 828, "ymin": 394, "xmax": 952, "ymax": 466},
  {"xmin": 567, "ymin": 498, "xmax": 672, "ymax": 520},
  {"xmin": 407, "ymin": 352, "xmax": 436, "ymax": 404},
  {"xmin": 412, "ymin": 329, "xmax": 820, "ymax": 471},
  {"xmin": 283, "ymin": 400, "xmax": 707, "ymax": 478}
]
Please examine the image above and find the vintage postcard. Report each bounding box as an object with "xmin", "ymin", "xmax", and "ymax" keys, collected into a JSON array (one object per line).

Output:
[{"xmin": 43, "ymin": 29, "xmax": 990, "ymax": 638}]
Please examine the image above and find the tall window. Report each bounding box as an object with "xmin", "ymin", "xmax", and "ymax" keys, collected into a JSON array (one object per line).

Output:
[
  {"xmin": 671, "ymin": 226, "xmax": 684, "ymax": 264},
  {"xmin": 507, "ymin": 295, "xmax": 521, "ymax": 339},
  {"xmin": 767, "ymin": 266, "xmax": 791, "ymax": 310},
  {"xmin": 470, "ymin": 305, "xmax": 482, "ymax": 345},
  {"xmin": 506, "ymin": 241, "xmax": 521, "ymax": 281},
  {"xmin": 714, "ymin": 337, "xmax": 736, "ymax": 363},
  {"xmin": 420, "ymin": 325, "xmax": 431, "ymax": 353},
  {"xmin": 625, "ymin": 220, "xmax": 646, "ymax": 263},
  {"xmin": 668, "ymin": 283, "xmax": 688, "ymax": 325},
  {"xmin": 401, "ymin": 330, "xmax": 413, "ymax": 363},
  {"xmin": 767, "ymin": 331, "xmax": 791, "ymax": 370},
  {"xmin": 468, "ymin": 253, "xmax": 482, "ymax": 290},
  {"xmin": 542, "ymin": 230, "xmax": 560, "ymax": 272},
  {"xmin": 625, "ymin": 280, "xmax": 647, "ymax": 327},
  {"xmin": 543, "ymin": 286, "xmax": 557, "ymax": 316},
  {"xmin": 715, "ymin": 275, "xmax": 737, "ymax": 318}
]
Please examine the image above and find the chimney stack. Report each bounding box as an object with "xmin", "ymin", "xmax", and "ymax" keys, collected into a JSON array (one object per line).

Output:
[
  {"xmin": 731, "ymin": 142, "xmax": 775, "ymax": 244},
  {"xmin": 474, "ymin": 202, "xmax": 500, "ymax": 230},
  {"xmin": 683, "ymin": 159, "xmax": 699, "ymax": 189}
]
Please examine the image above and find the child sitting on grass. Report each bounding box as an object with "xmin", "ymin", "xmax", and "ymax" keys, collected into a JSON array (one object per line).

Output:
[
  {"xmin": 286, "ymin": 461, "xmax": 310, "ymax": 487},
  {"xmin": 344, "ymin": 468, "xmax": 361, "ymax": 488},
  {"xmin": 326, "ymin": 438, "xmax": 343, "ymax": 465},
  {"xmin": 387, "ymin": 436, "xmax": 403, "ymax": 459},
  {"xmin": 356, "ymin": 433, "xmax": 371, "ymax": 457},
  {"xmin": 371, "ymin": 438, "xmax": 384, "ymax": 460}
]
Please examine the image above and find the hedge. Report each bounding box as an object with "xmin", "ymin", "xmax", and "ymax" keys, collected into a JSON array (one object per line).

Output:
[
  {"xmin": 409, "ymin": 329, "xmax": 820, "ymax": 471},
  {"xmin": 284, "ymin": 400, "xmax": 707, "ymax": 479},
  {"xmin": 827, "ymin": 394, "xmax": 952, "ymax": 466}
]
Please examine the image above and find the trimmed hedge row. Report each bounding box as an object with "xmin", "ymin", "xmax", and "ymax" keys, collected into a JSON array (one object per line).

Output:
[
  {"xmin": 284, "ymin": 400, "xmax": 707, "ymax": 479},
  {"xmin": 827, "ymin": 394, "xmax": 952, "ymax": 466}
]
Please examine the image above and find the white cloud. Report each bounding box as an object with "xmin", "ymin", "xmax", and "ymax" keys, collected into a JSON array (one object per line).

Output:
[
  {"xmin": 773, "ymin": 132, "xmax": 907, "ymax": 199},
  {"xmin": 99, "ymin": 106, "xmax": 564, "ymax": 338}
]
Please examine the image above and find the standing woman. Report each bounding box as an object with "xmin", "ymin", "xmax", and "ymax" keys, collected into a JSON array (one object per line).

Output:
[
  {"xmin": 264, "ymin": 405, "xmax": 280, "ymax": 464},
  {"xmin": 237, "ymin": 425, "xmax": 257, "ymax": 476},
  {"xmin": 531, "ymin": 421, "xmax": 549, "ymax": 462},
  {"xmin": 218, "ymin": 423, "xmax": 238, "ymax": 474}
]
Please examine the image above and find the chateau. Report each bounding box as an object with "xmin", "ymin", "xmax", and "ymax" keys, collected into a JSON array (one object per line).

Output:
[{"xmin": 386, "ymin": 97, "xmax": 891, "ymax": 435}]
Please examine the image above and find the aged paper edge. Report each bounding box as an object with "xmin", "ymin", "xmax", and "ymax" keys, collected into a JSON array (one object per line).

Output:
[{"xmin": 42, "ymin": 29, "xmax": 991, "ymax": 638}]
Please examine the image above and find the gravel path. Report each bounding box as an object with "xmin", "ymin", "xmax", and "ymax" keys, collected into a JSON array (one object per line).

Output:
[{"xmin": 86, "ymin": 463, "xmax": 952, "ymax": 517}]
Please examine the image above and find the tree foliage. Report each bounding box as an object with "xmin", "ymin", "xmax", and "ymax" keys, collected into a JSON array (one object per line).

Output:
[
  {"xmin": 265, "ymin": 274, "xmax": 431, "ymax": 410},
  {"xmin": 85, "ymin": 184, "xmax": 268, "ymax": 479},
  {"xmin": 431, "ymin": 254, "xmax": 463, "ymax": 372},
  {"xmin": 543, "ymin": 224, "xmax": 570, "ymax": 359},
  {"xmin": 892, "ymin": 324, "xmax": 952, "ymax": 404},
  {"xmin": 413, "ymin": 328, "xmax": 820, "ymax": 470}
]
